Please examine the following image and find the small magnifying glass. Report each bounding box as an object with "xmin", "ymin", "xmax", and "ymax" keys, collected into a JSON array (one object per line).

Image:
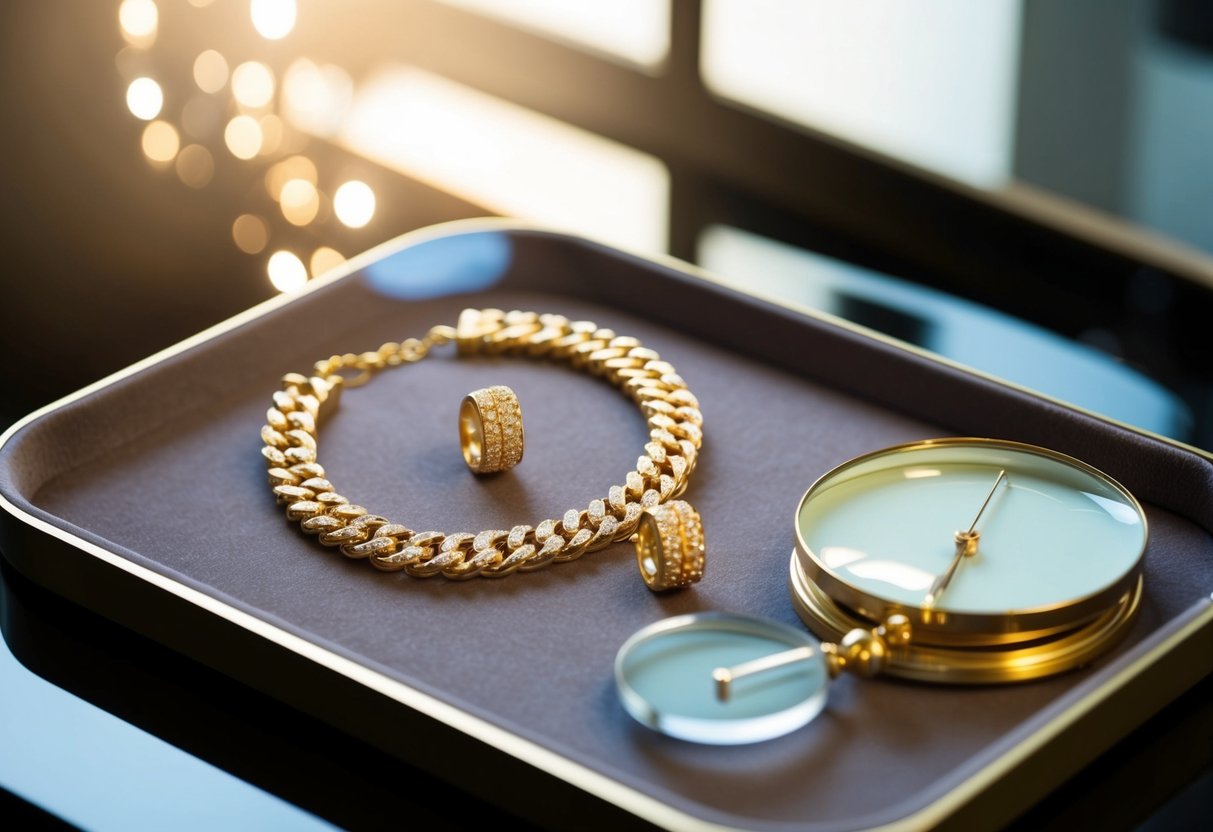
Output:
[{"xmin": 614, "ymin": 612, "xmax": 830, "ymax": 745}]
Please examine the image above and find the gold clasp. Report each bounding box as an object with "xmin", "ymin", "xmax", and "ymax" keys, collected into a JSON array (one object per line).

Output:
[
  {"xmin": 315, "ymin": 325, "xmax": 458, "ymax": 390},
  {"xmin": 344, "ymin": 350, "xmax": 387, "ymax": 387}
]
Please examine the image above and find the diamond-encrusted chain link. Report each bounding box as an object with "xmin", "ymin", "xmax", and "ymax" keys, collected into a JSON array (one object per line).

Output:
[{"xmin": 261, "ymin": 309, "xmax": 703, "ymax": 580}]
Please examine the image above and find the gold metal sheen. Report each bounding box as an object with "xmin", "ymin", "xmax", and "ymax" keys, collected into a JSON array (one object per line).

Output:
[
  {"xmin": 460, "ymin": 385, "xmax": 524, "ymax": 474},
  {"xmin": 793, "ymin": 438, "xmax": 1147, "ymax": 644},
  {"xmin": 790, "ymin": 557, "xmax": 1143, "ymax": 683},
  {"xmin": 788, "ymin": 438, "xmax": 1148, "ymax": 683},
  {"xmin": 633, "ymin": 500, "xmax": 706, "ymax": 591},
  {"xmin": 262, "ymin": 308, "xmax": 704, "ymax": 583}
]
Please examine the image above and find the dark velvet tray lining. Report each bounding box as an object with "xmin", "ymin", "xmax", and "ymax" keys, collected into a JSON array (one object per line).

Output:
[{"xmin": 1, "ymin": 227, "xmax": 1211, "ymax": 831}]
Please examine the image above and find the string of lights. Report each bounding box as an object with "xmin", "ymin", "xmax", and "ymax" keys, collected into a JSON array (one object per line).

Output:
[{"xmin": 117, "ymin": 0, "xmax": 375, "ymax": 294}]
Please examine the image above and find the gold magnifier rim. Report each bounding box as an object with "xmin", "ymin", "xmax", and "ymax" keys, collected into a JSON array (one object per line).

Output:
[
  {"xmin": 789, "ymin": 555, "xmax": 1143, "ymax": 683},
  {"xmin": 792, "ymin": 437, "xmax": 1148, "ymax": 643}
]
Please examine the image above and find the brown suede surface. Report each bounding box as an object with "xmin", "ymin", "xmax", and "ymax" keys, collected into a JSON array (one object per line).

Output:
[{"xmin": 2, "ymin": 228, "xmax": 1211, "ymax": 830}]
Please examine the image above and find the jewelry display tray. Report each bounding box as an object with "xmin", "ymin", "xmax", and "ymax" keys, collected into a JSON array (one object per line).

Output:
[{"xmin": 1, "ymin": 222, "xmax": 1211, "ymax": 831}]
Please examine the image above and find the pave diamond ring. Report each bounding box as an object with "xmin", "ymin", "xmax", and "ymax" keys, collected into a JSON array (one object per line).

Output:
[{"xmin": 460, "ymin": 385, "xmax": 525, "ymax": 474}]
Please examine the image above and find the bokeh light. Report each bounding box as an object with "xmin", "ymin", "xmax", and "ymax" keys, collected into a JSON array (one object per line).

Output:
[
  {"xmin": 119, "ymin": 0, "xmax": 158, "ymax": 46},
  {"xmin": 141, "ymin": 120, "xmax": 180, "ymax": 163},
  {"xmin": 280, "ymin": 178, "xmax": 319, "ymax": 225},
  {"xmin": 258, "ymin": 114, "xmax": 284, "ymax": 155},
  {"xmin": 126, "ymin": 77, "xmax": 164, "ymax": 120},
  {"xmin": 175, "ymin": 144, "xmax": 215, "ymax": 188},
  {"xmin": 333, "ymin": 180, "xmax": 375, "ymax": 228},
  {"xmin": 224, "ymin": 115, "xmax": 263, "ymax": 159},
  {"xmin": 310, "ymin": 246, "xmax": 345, "ymax": 278},
  {"xmin": 268, "ymin": 250, "xmax": 307, "ymax": 293},
  {"xmin": 231, "ymin": 61, "xmax": 275, "ymax": 109},
  {"xmin": 265, "ymin": 155, "xmax": 318, "ymax": 199},
  {"xmin": 251, "ymin": 0, "xmax": 297, "ymax": 41},
  {"xmin": 282, "ymin": 58, "xmax": 352, "ymax": 137},
  {"xmin": 232, "ymin": 214, "xmax": 269, "ymax": 254},
  {"xmin": 193, "ymin": 50, "xmax": 229, "ymax": 94}
]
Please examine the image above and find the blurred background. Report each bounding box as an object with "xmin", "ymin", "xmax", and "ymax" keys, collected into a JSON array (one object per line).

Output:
[
  {"xmin": 0, "ymin": 1, "xmax": 1211, "ymax": 829},
  {"xmin": 1, "ymin": 0, "xmax": 1212, "ymax": 444}
]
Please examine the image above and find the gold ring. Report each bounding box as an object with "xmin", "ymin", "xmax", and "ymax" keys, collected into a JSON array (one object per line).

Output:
[
  {"xmin": 460, "ymin": 385, "xmax": 524, "ymax": 474},
  {"xmin": 633, "ymin": 500, "xmax": 705, "ymax": 591}
]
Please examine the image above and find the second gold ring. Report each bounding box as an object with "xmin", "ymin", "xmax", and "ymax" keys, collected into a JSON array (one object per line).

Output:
[
  {"xmin": 633, "ymin": 500, "xmax": 706, "ymax": 591},
  {"xmin": 460, "ymin": 385, "xmax": 525, "ymax": 474}
]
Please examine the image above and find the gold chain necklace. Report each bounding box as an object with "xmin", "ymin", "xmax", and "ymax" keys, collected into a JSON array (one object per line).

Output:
[{"xmin": 260, "ymin": 308, "xmax": 704, "ymax": 582}]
